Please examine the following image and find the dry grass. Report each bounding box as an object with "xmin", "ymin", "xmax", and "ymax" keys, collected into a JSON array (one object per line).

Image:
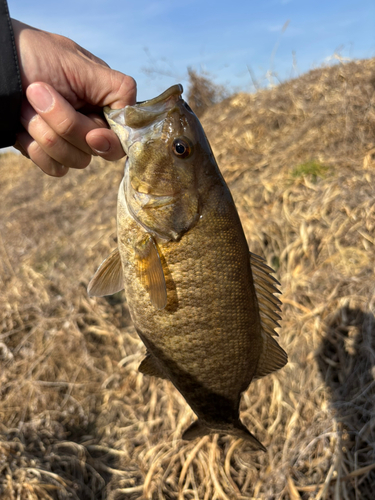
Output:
[
  {"xmin": 1, "ymin": 57, "xmax": 375, "ymax": 499},
  {"xmin": 186, "ymin": 68, "xmax": 229, "ymax": 118}
]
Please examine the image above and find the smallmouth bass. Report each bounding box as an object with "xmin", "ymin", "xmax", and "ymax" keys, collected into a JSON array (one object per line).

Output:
[{"xmin": 88, "ymin": 85, "xmax": 287, "ymax": 450}]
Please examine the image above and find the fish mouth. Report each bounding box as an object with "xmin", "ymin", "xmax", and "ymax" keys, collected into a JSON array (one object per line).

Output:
[
  {"xmin": 104, "ymin": 84, "xmax": 183, "ymax": 132},
  {"xmin": 104, "ymin": 84, "xmax": 184, "ymax": 154},
  {"xmin": 124, "ymin": 84, "xmax": 183, "ymax": 129},
  {"xmin": 135, "ymin": 84, "xmax": 183, "ymax": 108}
]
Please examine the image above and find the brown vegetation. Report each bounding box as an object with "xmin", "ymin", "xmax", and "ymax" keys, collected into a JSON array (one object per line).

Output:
[
  {"xmin": 1, "ymin": 58, "xmax": 375, "ymax": 499},
  {"xmin": 186, "ymin": 68, "xmax": 228, "ymax": 118}
]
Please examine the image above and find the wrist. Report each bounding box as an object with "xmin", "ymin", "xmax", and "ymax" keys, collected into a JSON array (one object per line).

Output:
[{"xmin": 0, "ymin": 10, "xmax": 23, "ymax": 147}]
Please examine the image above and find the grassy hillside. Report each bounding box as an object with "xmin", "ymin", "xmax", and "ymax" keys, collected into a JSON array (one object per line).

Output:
[{"xmin": 1, "ymin": 58, "xmax": 375, "ymax": 499}]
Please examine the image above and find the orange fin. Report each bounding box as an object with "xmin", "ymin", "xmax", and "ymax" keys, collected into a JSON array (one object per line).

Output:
[
  {"xmin": 182, "ymin": 420, "xmax": 266, "ymax": 451},
  {"xmin": 139, "ymin": 352, "xmax": 168, "ymax": 379},
  {"xmin": 135, "ymin": 235, "xmax": 167, "ymax": 310},
  {"xmin": 88, "ymin": 248, "xmax": 124, "ymax": 297}
]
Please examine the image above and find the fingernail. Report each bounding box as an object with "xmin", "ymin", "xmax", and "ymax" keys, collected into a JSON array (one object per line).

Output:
[
  {"xmin": 27, "ymin": 83, "xmax": 54, "ymax": 112},
  {"xmin": 44, "ymin": 163, "xmax": 69, "ymax": 177},
  {"xmin": 90, "ymin": 136, "xmax": 111, "ymax": 154}
]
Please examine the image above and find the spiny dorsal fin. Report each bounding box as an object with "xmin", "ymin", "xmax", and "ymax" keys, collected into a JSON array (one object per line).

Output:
[
  {"xmin": 249, "ymin": 252, "xmax": 288, "ymax": 378},
  {"xmin": 139, "ymin": 352, "xmax": 168, "ymax": 379},
  {"xmin": 134, "ymin": 234, "xmax": 167, "ymax": 310},
  {"xmin": 87, "ymin": 248, "xmax": 124, "ymax": 297},
  {"xmin": 250, "ymin": 252, "xmax": 281, "ymax": 337}
]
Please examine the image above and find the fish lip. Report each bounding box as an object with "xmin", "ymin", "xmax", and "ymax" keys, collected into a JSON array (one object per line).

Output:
[
  {"xmin": 104, "ymin": 84, "xmax": 183, "ymax": 127},
  {"xmin": 124, "ymin": 85, "xmax": 182, "ymax": 129},
  {"xmin": 135, "ymin": 84, "xmax": 183, "ymax": 107}
]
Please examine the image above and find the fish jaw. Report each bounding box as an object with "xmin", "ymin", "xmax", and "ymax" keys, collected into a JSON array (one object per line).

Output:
[{"xmin": 103, "ymin": 84, "xmax": 183, "ymax": 156}]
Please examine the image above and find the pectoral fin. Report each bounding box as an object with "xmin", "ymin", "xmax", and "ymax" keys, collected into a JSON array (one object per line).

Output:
[
  {"xmin": 135, "ymin": 235, "xmax": 167, "ymax": 310},
  {"xmin": 88, "ymin": 248, "xmax": 124, "ymax": 297},
  {"xmin": 139, "ymin": 352, "xmax": 168, "ymax": 379}
]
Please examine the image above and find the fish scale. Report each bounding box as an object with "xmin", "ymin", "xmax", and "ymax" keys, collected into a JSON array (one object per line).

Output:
[{"xmin": 88, "ymin": 84, "xmax": 287, "ymax": 450}]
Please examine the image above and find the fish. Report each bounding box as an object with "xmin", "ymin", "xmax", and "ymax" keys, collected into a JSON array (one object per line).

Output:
[{"xmin": 88, "ymin": 84, "xmax": 287, "ymax": 451}]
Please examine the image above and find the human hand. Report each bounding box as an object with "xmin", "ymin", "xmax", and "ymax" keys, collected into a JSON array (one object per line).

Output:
[{"xmin": 12, "ymin": 20, "xmax": 136, "ymax": 177}]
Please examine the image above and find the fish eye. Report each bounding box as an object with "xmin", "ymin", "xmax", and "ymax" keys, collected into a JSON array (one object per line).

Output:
[{"xmin": 172, "ymin": 138, "xmax": 193, "ymax": 159}]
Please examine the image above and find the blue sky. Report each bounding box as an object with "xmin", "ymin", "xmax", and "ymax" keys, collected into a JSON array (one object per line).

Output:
[{"xmin": 8, "ymin": 0, "xmax": 375, "ymax": 101}]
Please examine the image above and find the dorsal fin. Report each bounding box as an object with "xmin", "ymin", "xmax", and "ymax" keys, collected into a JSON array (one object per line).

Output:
[
  {"xmin": 249, "ymin": 252, "xmax": 288, "ymax": 378},
  {"xmin": 87, "ymin": 248, "xmax": 124, "ymax": 297},
  {"xmin": 254, "ymin": 332, "xmax": 288, "ymax": 379},
  {"xmin": 250, "ymin": 252, "xmax": 281, "ymax": 337}
]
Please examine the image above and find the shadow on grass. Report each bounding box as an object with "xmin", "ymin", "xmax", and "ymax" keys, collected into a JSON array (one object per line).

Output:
[{"xmin": 317, "ymin": 306, "xmax": 375, "ymax": 496}]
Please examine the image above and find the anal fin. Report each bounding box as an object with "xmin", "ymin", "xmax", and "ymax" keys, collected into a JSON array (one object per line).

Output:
[{"xmin": 138, "ymin": 352, "xmax": 168, "ymax": 380}]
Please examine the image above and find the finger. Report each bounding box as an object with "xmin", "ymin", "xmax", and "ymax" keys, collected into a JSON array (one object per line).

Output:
[
  {"xmin": 105, "ymin": 72, "xmax": 137, "ymax": 109},
  {"xmin": 20, "ymin": 100, "xmax": 91, "ymax": 169},
  {"xmin": 85, "ymin": 113, "xmax": 108, "ymax": 129},
  {"xmin": 26, "ymin": 82, "xmax": 104, "ymax": 154},
  {"xmin": 16, "ymin": 129, "xmax": 69, "ymax": 177},
  {"xmin": 81, "ymin": 68, "xmax": 137, "ymax": 110},
  {"xmin": 13, "ymin": 138, "xmax": 30, "ymax": 159},
  {"xmin": 86, "ymin": 128, "xmax": 126, "ymax": 161}
]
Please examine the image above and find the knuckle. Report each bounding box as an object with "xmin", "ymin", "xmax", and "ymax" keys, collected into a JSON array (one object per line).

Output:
[
  {"xmin": 114, "ymin": 72, "xmax": 137, "ymax": 102},
  {"xmin": 27, "ymin": 139, "xmax": 42, "ymax": 159},
  {"xmin": 27, "ymin": 140, "xmax": 66, "ymax": 176},
  {"xmin": 124, "ymin": 76, "xmax": 137, "ymax": 100},
  {"xmin": 56, "ymin": 117, "xmax": 75, "ymax": 138},
  {"xmin": 124, "ymin": 75, "xmax": 137, "ymax": 94},
  {"xmin": 40, "ymin": 130, "xmax": 59, "ymax": 150}
]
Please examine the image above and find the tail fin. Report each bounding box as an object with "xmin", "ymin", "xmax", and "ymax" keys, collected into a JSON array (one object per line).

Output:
[
  {"xmin": 232, "ymin": 420, "xmax": 267, "ymax": 452},
  {"xmin": 182, "ymin": 419, "xmax": 266, "ymax": 452}
]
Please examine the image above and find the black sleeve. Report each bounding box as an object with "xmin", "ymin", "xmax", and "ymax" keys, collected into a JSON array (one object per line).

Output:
[{"xmin": 0, "ymin": 0, "xmax": 23, "ymax": 148}]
